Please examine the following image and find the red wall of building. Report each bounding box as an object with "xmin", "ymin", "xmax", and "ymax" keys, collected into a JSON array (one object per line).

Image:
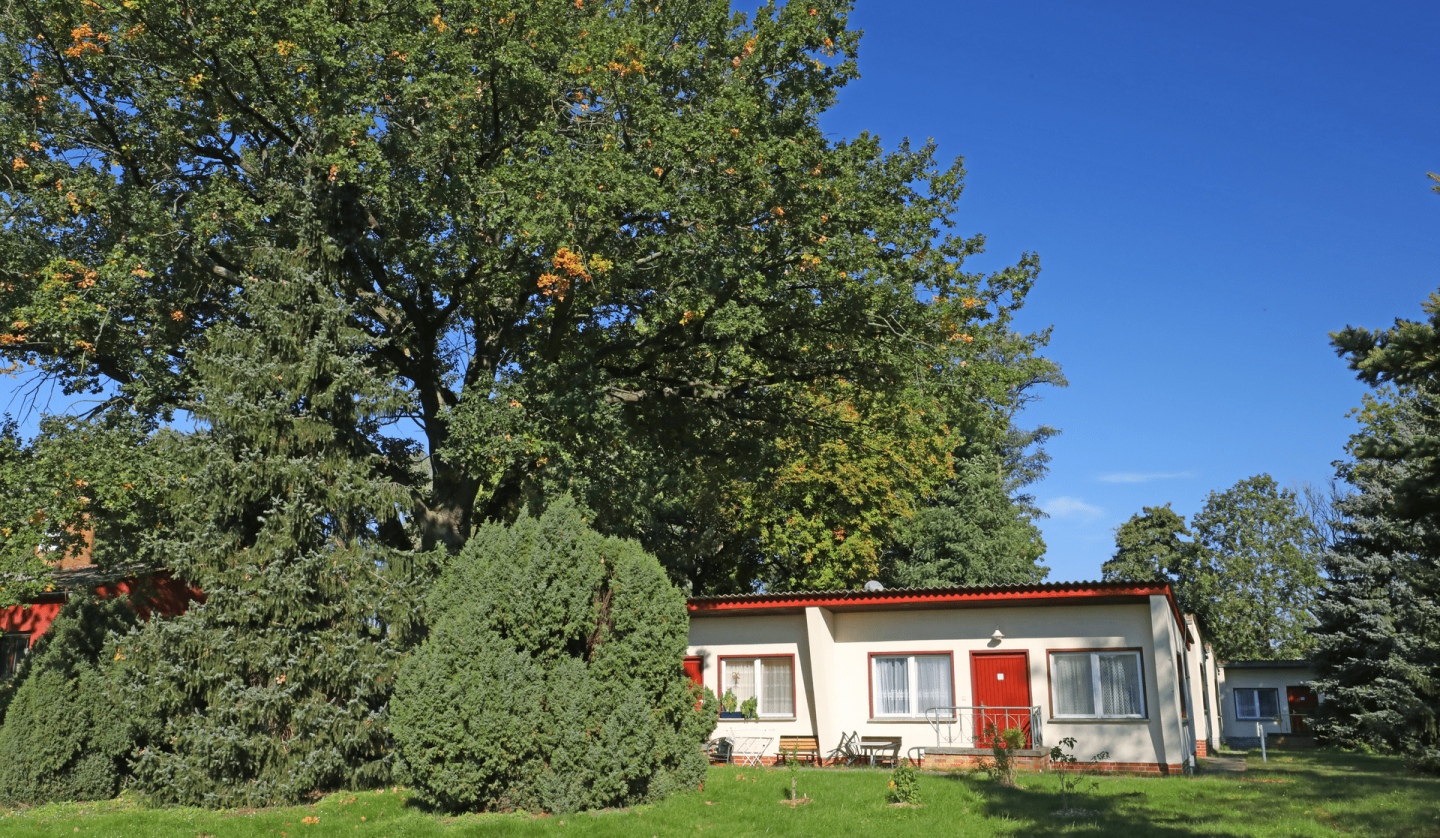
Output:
[{"xmin": 0, "ymin": 572, "xmax": 201, "ymax": 646}]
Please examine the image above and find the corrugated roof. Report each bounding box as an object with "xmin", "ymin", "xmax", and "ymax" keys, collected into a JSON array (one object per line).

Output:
[
  {"xmin": 688, "ymin": 579, "xmax": 1159, "ymax": 603},
  {"xmin": 687, "ymin": 580, "xmax": 1193, "ymax": 647}
]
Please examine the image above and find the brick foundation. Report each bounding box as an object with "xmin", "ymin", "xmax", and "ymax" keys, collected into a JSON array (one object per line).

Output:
[
  {"xmin": 1196, "ymin": 740, "xmax": 1208, "ymax": 758},
  {"xmin": 921, "ymin": 747, "xmax": 1050, "ymax": 772},
  {"xmin": 918, "ymin": 747, "xmax": 1183, "ymax": 777}
]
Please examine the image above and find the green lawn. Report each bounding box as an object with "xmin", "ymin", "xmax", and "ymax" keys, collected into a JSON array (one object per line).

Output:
[{"xmin": 3, "ymin": 751, "xmax": 1437, "ymax": 838}]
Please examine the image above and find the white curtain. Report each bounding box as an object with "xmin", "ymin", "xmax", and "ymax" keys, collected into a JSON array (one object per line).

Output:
[
  {"xmin": 875, "ymin": 656, "xmax": 909, "ymax": 715},
  {"xmin": 761, "ymin": 658, "xmax": 794, "ymax": 716},
  {"xmin": 917, "ymin": 655, "xmax": 952, "ymax": 713},
  {"xmin": 1098, "ymin": 653, "xmax": 1143, "ymax": 716},
  {"xmin": 1052, "ymin": 653, "xmax": 1095, "ymax": 716},
  {"xmin": 726, "ymin": 660, "xmax": 756, "ymax": 704}
]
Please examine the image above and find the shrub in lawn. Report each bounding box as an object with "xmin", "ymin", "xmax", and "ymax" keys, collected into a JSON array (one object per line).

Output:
[
  {"xmin": 0, "ymin": 594, "xmax": 139, "ymax": 803},
  {"xmin": 391, "ymin": 496, "xmax": 715, "ymax": 813},
  {"xmin": 888, "ymin": 759, "xmax": 920, "ymax": 805},
  {"xmin": 982, "ymin": 724, "xmax": 1025, "ymax": 787},
  {"xmin": 1048, "ymin": 737, "xmax": 1109, "ymax": 813}
]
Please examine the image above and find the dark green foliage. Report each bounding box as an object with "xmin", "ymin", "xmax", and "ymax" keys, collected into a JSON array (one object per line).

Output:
[
  {"xmin": 884, "ymin": 452, "xmax": 1050, "ymax": 588},
  {"xmin": 1190, "ymin": 478, "xmax": 1323, "ymax": 660},
  {"xmin": 0, "ymin": 0, "xmax": 1060, "ymax": 595},
  {"xmin": 391, "ymin": 497, "xmax": 714, "ymax": 814},
  {"xmin": 0, "ymin": 595, "xmax": 139, "ymax": 803},
  {"xmin": 117, "ymin": 266, "xmax": 435, "ymax": 807},
  {"xmin": 1103, "ymin": 504, "xmax": 1194, "ymax": 587},
  {"xmin": 1310, "ymin": 389, "xmax": 1440, "ymax": 772},
  {"xmin": 1105, "ymin": 477, "xmax": 1322, "ymax": 661}
]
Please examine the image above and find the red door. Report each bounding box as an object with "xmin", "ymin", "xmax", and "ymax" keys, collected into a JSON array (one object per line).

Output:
[
  {"xmin": 972, "ymin": 652, "xmax": 1032, "ymax": 747},
  {"xmin": 1286, "ymin": 686, "xmax": 1318, "ymax": 734},
  {"xmin": 683, "ymin": 655, "xmax": 704, "ymax": 686},
  {"xmin": 683, "ymin": 656, "xmax": 704, "ymax": 709}
]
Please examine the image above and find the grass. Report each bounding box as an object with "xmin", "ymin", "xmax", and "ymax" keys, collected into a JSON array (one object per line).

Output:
[{"xmin": 2, "ymin": 750, "xmax": 1437, "ymax": 838}]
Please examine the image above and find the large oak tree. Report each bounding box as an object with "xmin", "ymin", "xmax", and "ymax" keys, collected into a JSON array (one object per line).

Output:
[{"xmin": 0, "ymin": 0, "xmax": 1057, "ymax": 592}]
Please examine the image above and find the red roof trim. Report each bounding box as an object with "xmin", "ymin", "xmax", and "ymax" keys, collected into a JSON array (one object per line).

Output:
[{"xmin": 687, "ymin": 582, "xmax": 1194, "ymax": 648}]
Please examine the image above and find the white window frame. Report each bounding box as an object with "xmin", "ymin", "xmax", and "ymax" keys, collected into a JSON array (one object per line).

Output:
[
  {"xmin": 1234, "ymin": 687, "xmax": 1281, "ymax": 720},
  {"xmin": 720, "ymin": 656, "xmax": 795, "ymax": 719},
  {"xmin": 1048, "ymin": 650, "xmax": 1147, "ymax": 720},
  {"xmin": 870, "ymin": 653, "xmax": 953, "ymax": 718},
  {"xmin": 864, "ymin": 653, "xmax": 956, "ymax": 719}
]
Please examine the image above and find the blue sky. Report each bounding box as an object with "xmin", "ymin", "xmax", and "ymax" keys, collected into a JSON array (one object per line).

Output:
[{"xmin": 819, "ymin": 0, "xmax": 1440, "ymax": 580}]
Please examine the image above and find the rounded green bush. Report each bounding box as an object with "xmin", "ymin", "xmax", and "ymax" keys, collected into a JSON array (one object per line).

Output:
[
  {"xmin": 0, "ymin": 595, "xmax": 139, "ymax": 804},
  {"xmin": 391, "ymin": 496, "xmax": 714, "ymax": 813}
]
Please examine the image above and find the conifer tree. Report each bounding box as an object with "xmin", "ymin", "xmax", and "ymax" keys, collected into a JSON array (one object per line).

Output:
[
  {"xmin": 1310, "ymin": 389, "xmax": 1440, "ymax": 771},
  {"xmin": 117, "ymin": 233, "xmax": 433, "ymax": 806},
  {"xmin": 1102, "ymin": 504, "xmax": 1195, "ymax": 588},
  {"xmin": 883, "ymin": 452, "xmax": 1050, "ymax": 588},
  {"xmin": 391, "ymin": 496, "xmax": 713, "ymax": 814}
]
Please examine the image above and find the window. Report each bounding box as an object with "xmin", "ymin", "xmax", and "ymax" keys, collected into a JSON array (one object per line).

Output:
[
  {"xmin": 1, "ymin": 633, "xmax": 30, "ymax": 680},
  {"xmin": 871, "ymin": 654, "xmax": 953, "ymax": 717},
  {"xmin": 1234, "ymin": 688, "xmax": 1280, "ymax": 720},
  {"xmin": 1177, "ymin": 653, "xmax": 1189, "ymax": 719},
  {"xmin": 1049, "ymin": 650, "xmax": 1146, "ymax": 719},
  {"xmin": 721, "ymin": 656, "xmax": 794, "ymax": 717}
]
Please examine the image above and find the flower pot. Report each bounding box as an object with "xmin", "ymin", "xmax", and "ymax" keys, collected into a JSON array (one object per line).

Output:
[{"xmin": 719, "ymin": 711, "xmax": 745, "ymax": 719}]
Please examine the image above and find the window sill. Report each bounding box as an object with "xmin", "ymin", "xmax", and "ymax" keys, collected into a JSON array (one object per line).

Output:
[
  {"xmin": 1048, "ymin": 717, "xmax": 1149, "ymax": 723},
  {"xmin": 718, "ymin": 717, "xmax": 797, "ymax": 723},
  {"xmin": 867, "ymin": 717, "xmax": 942, "ymax": 724}
]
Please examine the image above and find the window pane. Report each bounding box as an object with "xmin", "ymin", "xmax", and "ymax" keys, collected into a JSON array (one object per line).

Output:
[
  {"xmin": 875, "ymin": 656, "xmax": 909, "ymax": 715},
  {"xmin": 1257, "ymin": 689, "xmax": 1280, "ymax": 718},
  {"xmin": 1052, "ymin": 653, "xmax": 1095, "ymax": 716},
  {"xmin": 1098, "ymin": 653, "xmax": 1143, "ymax": 716},
  {"xmin": 1236, "ymin": 689, "xmax": 1258, "ymax": 719},
  {"xmin": 0, "ymin": 635, "xmax": 28, "ymax": 680},
  {"xmin": 725, "ymin": 660, "xmax": 755, "ymax": 705},
  {"xmin": 917, "ymin": 655, "xmax": 952, "ymax": 712},
  {"xmin": 760, "ymin": 658, "xmax": 794, "ymax": 716}
]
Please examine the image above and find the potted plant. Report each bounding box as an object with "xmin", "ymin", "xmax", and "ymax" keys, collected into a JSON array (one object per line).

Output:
[
  {"xmin": 740, "ymin": 695, "xmax": 759, "ymax": 720},
  {"xmin": 719, "ymin": 689, "xmax": 744, "ymax": 719}
]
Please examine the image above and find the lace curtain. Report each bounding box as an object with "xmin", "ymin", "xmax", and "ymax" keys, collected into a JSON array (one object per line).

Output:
[
  {"xmin": 1052, "ymin": 653, "xmax": 1095, "ymax": 716},
  {"xmin": 917, "ymin": 655, "xmax": 952, "ymax": 712},
  {"xmin": 725, "ymin": 659, "xmax": 755, "ymax": 704},
  {"xmin": 875, "ymin": 656, "xmax": 909, "ymax": 715},
  {"xmin": 760, "ymin": 658, "xmax": 794, "ymax": 716},
  {"xmin": 1098, "ymin": 653, "xmax": 1143, "ymax": 716}
]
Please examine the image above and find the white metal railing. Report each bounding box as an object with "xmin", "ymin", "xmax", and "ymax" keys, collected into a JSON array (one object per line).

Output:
[{"xmin": 925, "ymin": 705, "xmax": 1044, "ymax": 749}]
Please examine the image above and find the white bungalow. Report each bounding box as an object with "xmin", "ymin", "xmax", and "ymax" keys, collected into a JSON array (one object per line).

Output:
[
  {"xmin": 684, "ymin": 581, "xmax": 1220, "ymax": 775},
  {"xmin": 1216, "ymin": 660, "xmax": 1318, "ymax": 748}
]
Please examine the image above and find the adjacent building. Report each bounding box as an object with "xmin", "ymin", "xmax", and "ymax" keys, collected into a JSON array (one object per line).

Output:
[{"xmin": 686, "ymin": 580, "xmax": 1218, "ymax": 774}]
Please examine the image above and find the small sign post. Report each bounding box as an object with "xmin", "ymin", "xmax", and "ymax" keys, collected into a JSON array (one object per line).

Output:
[{"xmin": 1256, "ymin": 721, "xmax": 1267, "ymax": 762}]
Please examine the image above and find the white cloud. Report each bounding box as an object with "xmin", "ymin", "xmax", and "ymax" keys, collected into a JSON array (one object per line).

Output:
[
  {"xmin": 1096, "ymin": 471, "xmax": 1195, "ymax": 484},
  {"xmin": 1042, "ymin": 496, "xmax": 1105, "ymax": 522}
]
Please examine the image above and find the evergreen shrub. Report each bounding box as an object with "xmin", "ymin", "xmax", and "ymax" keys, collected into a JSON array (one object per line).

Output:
[
  {"xmin": 118, "ymin": 269, "xmax": 434, "ymax": 807},
  {"xmin": 0, "ymin": 595, "xmax": 139, "ymax": 803},
  {"xmin": 391, "ymin": 496, "xmax": 714, "ymax": 813}
]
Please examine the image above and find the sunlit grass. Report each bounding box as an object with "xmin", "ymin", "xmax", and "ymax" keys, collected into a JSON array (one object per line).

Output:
[{"xmin": 2, "ymin": 750, "xmax": 1437, "ymax": 837}]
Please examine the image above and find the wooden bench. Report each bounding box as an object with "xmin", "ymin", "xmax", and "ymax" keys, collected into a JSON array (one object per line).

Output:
[
  {"xmin": 778, "ymin": 735, "xmax": 821, "ymax": 764},
  {"xmin": 859, "ymin": 736, "xmax": 902, "ymax": 767}
]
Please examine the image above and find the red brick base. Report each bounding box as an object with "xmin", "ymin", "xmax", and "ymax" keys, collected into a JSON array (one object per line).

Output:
[
  {"xmin": 918, "ymin": 751, "xmax": 1184, "ymax": 777},
  {"xmin": 1196, "ymin": 740, "xmax": 1208, "ymax": 758},
  {"xmin": 922, "ymin": 752, "xmax": 1051, "ymax": 772}
]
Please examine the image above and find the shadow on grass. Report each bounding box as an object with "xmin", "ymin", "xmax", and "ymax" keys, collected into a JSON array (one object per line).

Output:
[{"xmin": 932, "ymin": 751, "xmax": 1440, "ymax": 838}]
